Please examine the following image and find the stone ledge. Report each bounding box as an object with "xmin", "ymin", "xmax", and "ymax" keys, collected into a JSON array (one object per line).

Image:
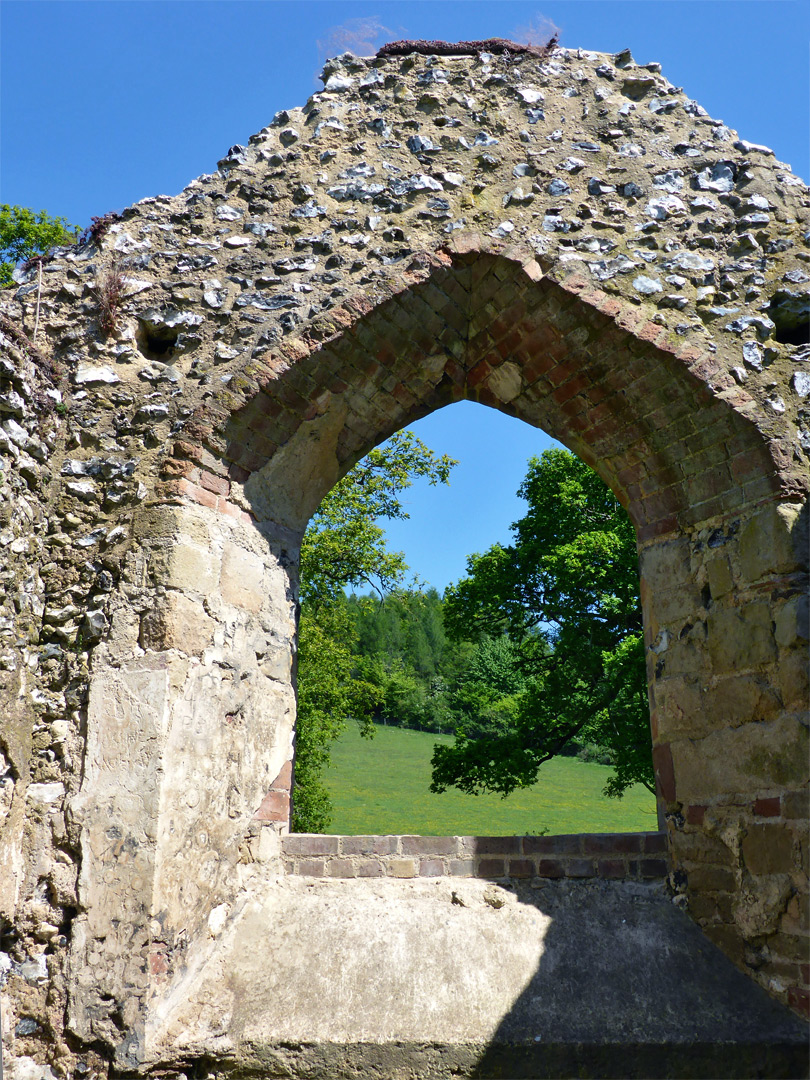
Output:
[{"xmin": 281, "ymin": 832, "xmax": 669, "ymax": 881}]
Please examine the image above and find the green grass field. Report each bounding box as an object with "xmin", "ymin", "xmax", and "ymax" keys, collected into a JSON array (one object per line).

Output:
[{"xmin": 324, "ymin": 723, "xmax": 658, "ymax": 835}]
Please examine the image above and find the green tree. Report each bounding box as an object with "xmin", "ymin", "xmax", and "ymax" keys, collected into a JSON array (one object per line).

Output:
[
  {"xmin": 431, "ymin": 448, "xmax": 653, "ymax": 800},
  {"xmin": 0, "ymin": 205, "xmax": 80, "ymax": 286},
  {"xmin": 294, "ymin": 430, "xmax": 456, "ymax": 831},
  {"xmin": 300, "ymin": 431, "xmax": 455, "ymax": 604},
  {"xmin": 293, "ymin": 601, "xmax": 379, "ymax": 832}
]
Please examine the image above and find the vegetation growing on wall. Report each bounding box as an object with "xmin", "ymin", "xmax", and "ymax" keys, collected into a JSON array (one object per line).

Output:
[{"xmin": 0, "ymin": 204, "xmax": 79, "ymax": 286}]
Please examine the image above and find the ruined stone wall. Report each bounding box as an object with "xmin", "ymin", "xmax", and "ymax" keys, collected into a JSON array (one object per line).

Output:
[{"xmin": 0, "ymin": 41, "xmax": 807, "ymax": 1078}]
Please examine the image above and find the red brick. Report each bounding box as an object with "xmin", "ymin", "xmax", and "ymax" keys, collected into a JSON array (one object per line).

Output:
[
  {"xmin": 149, "ymin": 947, "xmax": 169, "ymax": 976},
  {"xmin": 566, "ymin": 859, "xmax": 597, "ymax": 878},
  {"xmin": 272, "ymin": 760, "xmax": 292, "ymax": 791},
  {"xmin": 466, "ymin": 359, "xmax": 492, "ymax": 388},
  {"xmin": 227, "ymin": 461, "xmax": 250, "ymax": 484},
  {"xmin": 598, "ymin": 860, "xmax": 626, "ymax": 879},
  {"xmin": 218, "ymin": 499, "xmax": 253, "ymax": 523},
  {"xmin": 640, "ymin": 858, "xmax": 668, "ymax": 879},
  {"xmin": 471, "ymin": 836, "xmax": 522, "ymax": 855},
  {"xmin": 253, "ymin": 789, "xmax": 289, "ymax": 822},
  {"xmin": 653, "ymin": 742, "xmax": 676, "ymax": 803},
  {"xmin": 582, "ymin": 834, "xmax": 643, "ymax": 855},
  {"xmin": 177, "ymin": 477, "xmax": 218, "ymax": 510},
  {"xmin": 420, "ymin": 858, "xmax": 446, "ymax": 877},
  {"xmin": 788, "ymin": 986, "xmax": 810, "ymax": 1020},
  {"xmin": 476, "ymin": 858, "xmax": 506, "ymax": 878},
  {"xmin": 559, "ymin": 272, "xmax": 590, "ymax": 295},
  {"xmin": 402, "ymin": 836, "xmax": 456, "ymax": 856},
  {"xmin": 524, "ymin": 834, "xmax": 581, "ymax": 855},
  {"xmin": 536, "ymin": 859, "xmax": 565, "ymax": 878},
  {"xmin": 341, "ymin": 835, "xmax": 398, "ymax": 856},
  {"xmin": 595, "ymin": 296, "xmax": 624, "ymax": 319},
  {"xmin": 326, "ymin": 858, "xmax": 357, "ymax": 878},
  {"xmin": 643, "ymin": 833, "xmax": 668, "ymax": 854},
  {"xmin": 754, "ymin": 796, "xmax": 781, "ymax": 818},
  {"xmin": 161, "ymin": 457, "xmax": 197, "ymax": 480},
  {"xmin": 507, "ymin": 859, "xmax": 534, "ymax": 878},
  {"xmin": 298, "ymin": 858, "xmax": 325, "ymax": 877},
  {"xmin": 282, "ymin": 834, "xmax": 338, "ymax": 856},
  {"xmin": 637, "ymin": 515, "xmax": 679, "ymax": 543}
]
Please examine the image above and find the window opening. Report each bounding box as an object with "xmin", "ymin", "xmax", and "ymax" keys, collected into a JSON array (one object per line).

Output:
[{"xmin": 295, "ymin": 401, "xmax": 658, "ymax": 840}]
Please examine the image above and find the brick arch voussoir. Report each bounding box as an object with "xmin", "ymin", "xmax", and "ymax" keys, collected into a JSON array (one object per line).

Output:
[{"xmin": 158, "ymin": 236, "xmax": 786, "ymax": 542}]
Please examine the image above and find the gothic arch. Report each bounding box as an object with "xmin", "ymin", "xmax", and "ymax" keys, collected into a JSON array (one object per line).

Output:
[{"xmin": 1, "ymin": 40, "xmax": 807, "ymax": 1076}]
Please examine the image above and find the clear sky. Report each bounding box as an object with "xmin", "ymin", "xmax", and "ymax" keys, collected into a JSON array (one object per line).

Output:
[{"xmin": 2, "ymin": 1, "xmax": 807, "ymax": 591}]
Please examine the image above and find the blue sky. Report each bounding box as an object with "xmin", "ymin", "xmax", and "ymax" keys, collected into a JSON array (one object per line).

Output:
[{"xmin": 2, "ymin": 1, "xmax": 807, "ymax": 591}]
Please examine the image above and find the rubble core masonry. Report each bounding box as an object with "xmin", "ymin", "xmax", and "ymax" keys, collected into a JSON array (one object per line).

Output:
[{"xmin": 0, "ymin": 39, "xmax": 808, "ymax": 1079}]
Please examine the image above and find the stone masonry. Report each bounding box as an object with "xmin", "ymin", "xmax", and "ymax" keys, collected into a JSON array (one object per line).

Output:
[{"xmin": 0, "ymin": 39, "xmax": 807, "ymax": 1079}]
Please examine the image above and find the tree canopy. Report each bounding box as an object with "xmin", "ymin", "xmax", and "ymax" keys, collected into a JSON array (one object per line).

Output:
[
  {"xmin": 293, "ymin": 430, "xmax": 456, "ymax": 831},
  {"xmin": 0, "ymin": 205, "xmax": 80, "ymax": 286},
  {"xmin": 431, "ymin": 448, "xmax": 654, "ymax": 800}
]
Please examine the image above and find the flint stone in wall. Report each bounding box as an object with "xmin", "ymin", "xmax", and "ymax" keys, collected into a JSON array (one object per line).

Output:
[
  {"xmin": 73, "ymin": 363, "xmax": 120, "ymax": 386},
  {"xmin": 2, "ymin": 41, "xmax": 808, "ymax": 1068},
  {"xmin": 695, "ymin": 163, "xmax": 735, "ymax": 192},
  {"xmin": 139, "ymin": 307, "xmax": 204, "ymax": 332},
  {"xmin": 4, "ymin": 1055, "xmax": 59, "ymax": 1080}
]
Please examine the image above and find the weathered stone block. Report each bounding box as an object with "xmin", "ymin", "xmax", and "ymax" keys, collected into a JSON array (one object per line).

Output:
[
  {"xmin": 220, "ymin": 541, "xmax": 265, "ymax": 612},
  {"xmin": 734, "ymin": 873, "xmax": 793, "ymax": 939},
  {"xmin": 706, "ymin": 555, "xmax": 734, "ymax": 600},
  {"xmin": 775, "ymin": 594, "xmax": 810, "ymax": 648},
  {"xmin": 671, "ymin": 716, "xmax": 809, "ymax": 802},
  {"xmin": 419, "ymin": 857, "xmax": 446, "ymax": 877},
  {"xmin": 742, "ymin": 825, "xmax": 795, "ymax": 876},
  {"xmin": 687, "ymin": 865, "xmax": 737, "ymax": 892},
  {"xmin": 738, "ymin": 502, "xmax": 808, "ymax": 584},
  {"xmin": 782, "ymin": 789, "xmax": 810, "ymax": 820},
  {"xmin": 707, "ymin": 602, "xmax": 777, "ymax": 671},
  {"xmin": 133, "ymin": 504, "xmax": 210, "ymax": 545},
  {"xmin": 150, "ymin": 543, "xmax": 218, "ymax": 594},
  {"xmin": 357, "ymin": 859, "xmax": 384, "ymax": 877},
  {"xmin": 776, "ymin": 647, "xmax": 810, "ymax": 711},
  {"xmin": 140, "ymin": 592, "xmax": 215, "ymax": 655},
  {"xmin": 297, "ymin": 858, "xmax": 325, "ymax": 876},
  {"xmin": 638, "ymin": 536, "xmax": 691, "ymax": 595}
]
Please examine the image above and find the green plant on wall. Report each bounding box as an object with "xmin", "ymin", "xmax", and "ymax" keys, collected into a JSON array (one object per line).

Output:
[{"xmin": 0, "ymin": 204, "xmax": 80, "ymax": 286}]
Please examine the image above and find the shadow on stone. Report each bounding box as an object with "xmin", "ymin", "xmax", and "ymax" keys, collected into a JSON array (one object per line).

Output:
[{"xmin": 469, "ymin": 880, "xmax": 809, "ymax": 1079}]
